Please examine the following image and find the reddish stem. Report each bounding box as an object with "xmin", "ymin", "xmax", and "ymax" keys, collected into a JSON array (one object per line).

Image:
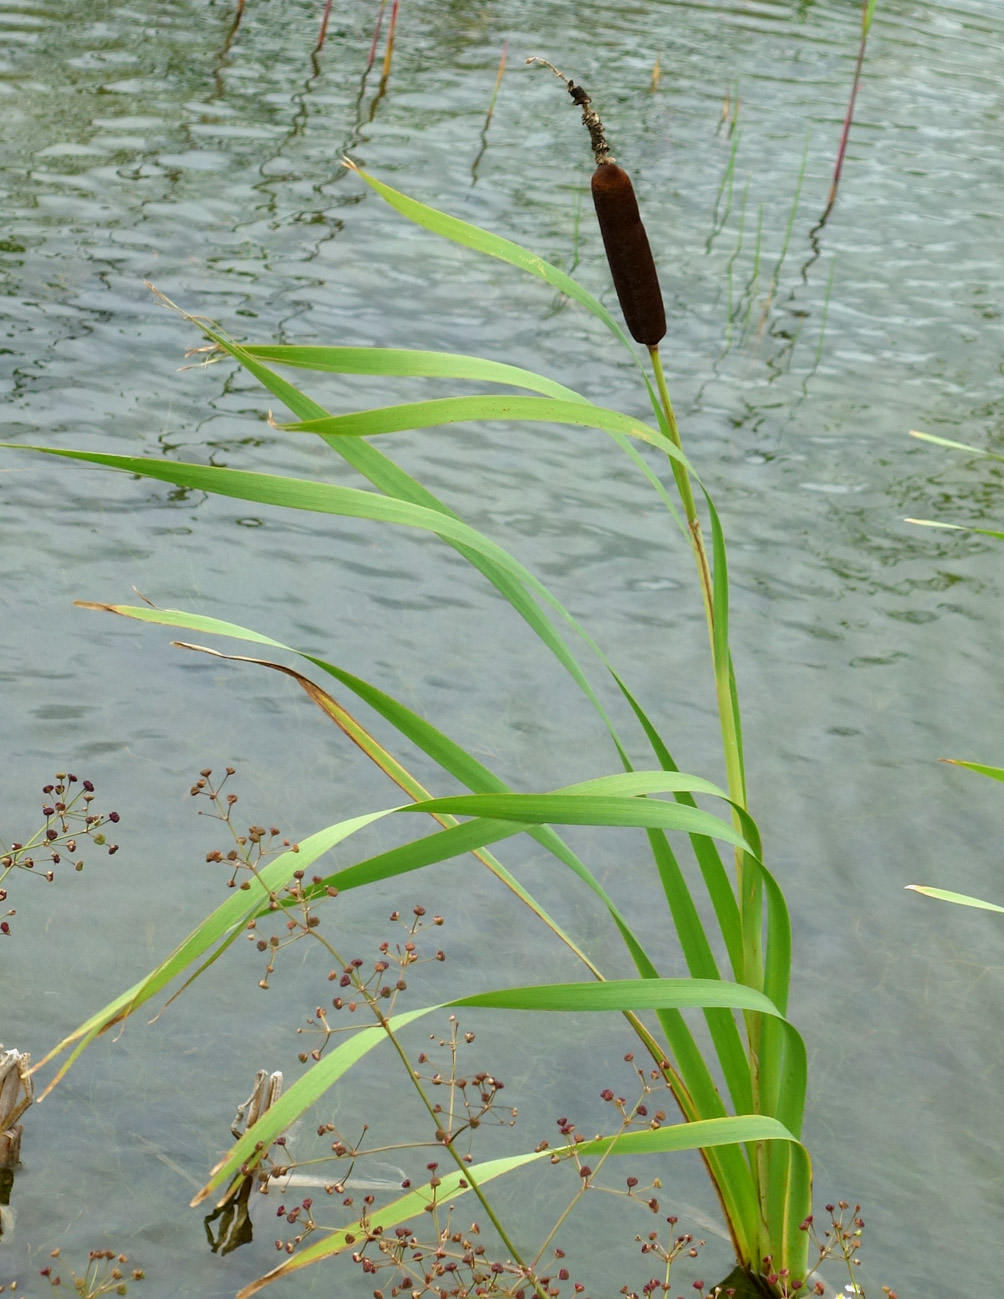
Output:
[
  {"xmin": 366, "ymin": 0, "xmax": 387, "ymax": 72},
  {"xmin": 316, "ymin": 0, "xmax": 334, "ymax": 51},
  {"xmin": 824, "ymin": 5, "xmax": 871, "ymax": 218}
]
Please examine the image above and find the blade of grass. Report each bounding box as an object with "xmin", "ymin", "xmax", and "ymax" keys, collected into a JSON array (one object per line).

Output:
[
  {"xmin": 235, "ymin": 1113, "xmax": 799, "ymax": 1297},
  {"xmin": 281, "ymin": 392, "xmax": 671, "ymax": 450},
  {"xmin": 906, "ymin": 885, "xmax": 1004, "ymax": 914},
  {"xmin": 906, "ymin": 518, "xmax": 1004, "ymax": 541},
  {"xmin": 31, "ymin": 813, "xmax": 390, "ymax": 1092},
  {"xmin": 237, "ymin": 344, "xmax": 588, "ymax": 400},
  {"xmin": 345, "ymin": 162, "xmax": 639, "ymax": 360},
  {"xmin": 942, "ymin": 759, "xmax": 1004, "ymax": 782},
  {"xmin": 198, "ymin": 977, "xmax": 799, "ymax": 1206},
  {"xmin": 909, "ymin": 429, "xmax": 1004, "ymax": 460}
]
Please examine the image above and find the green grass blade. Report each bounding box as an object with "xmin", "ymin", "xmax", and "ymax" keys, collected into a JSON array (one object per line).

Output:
[
  {"xmin": 766, "ymin": 1139, "xmax": 812, "ymax": 1284},
  {"xmin": 943, "ymin": 759, "xmax": 1004, "ymax": 783},
  {"xmin": 283, "ymin": 394, "xmax": 672, "ymax": 452},
  {"xmin": 237, "ymin": 1114, "xmax": 797, "ymax": 1296},
  {"xmin": 346, "ymin": 162, "xmax": 638, "ymax": 358},
  {"xmin": 32, "ymin": 814, "xmax": 390, "ymax": 1091},
  {"xmin": 401, "ymin": 790, "xmax": 751, "ymax": 849},
  {"xmin": 906, "ymin": 885, "xmax": 1004, "ymax": 914},
  {"xmin": 239, "ymin": 344, "xmax": 588, "ymax": 401},
  {"xmin": 453, "ymin": 977, "xmax": 781, "ymax": 1017},
  {"xmin": 906, "ymin": 517, "xmax": 1004, "ymax": 541},
  {"xmin": 909, "ymin": 429, "xmax": 1004, "ymax": 462}
]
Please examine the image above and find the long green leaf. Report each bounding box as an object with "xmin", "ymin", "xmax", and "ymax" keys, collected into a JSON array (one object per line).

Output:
[
  {"xmin": 907, "ymin": 518, "xmax": 1004, "ymax": 541},
  {"xmin": 910, "ymin": 429, "xmax": 1004, "ymax": 461},
  {"xmin": 943, "ymin": 758, "xmax": 1004, "ymax": 783},
  {"xmin": 32, "ymin": 813, "xmax": 389, "ymax": 1091},
  {"xmin": 240, "ymin": 344, "xmax": 589, "ymax": 401},
  {"xmin": 236, "ymin": 1112, "xmax": 800, "ymax": 1297},
  {"xmin": 198, "ymin": 978, "xmax": 798, "ymax": 1206},
  {"xmin": 282, "ymin": 394, "xmax": 672, "ymax": 452},
  {"xmin": 346, "ymin": 162, "xmax": 639, "ymax": 359},
  {"xmin": 905, "ymin": 885, "xmax": 1004, "ymax": 914},
  {"xmin": 401, "ymin": 789, "xmax": 751, "ymax": 848},
  {"xmin": 455, "ymin": 977, "xmax": 782, "ymax": 1015}
]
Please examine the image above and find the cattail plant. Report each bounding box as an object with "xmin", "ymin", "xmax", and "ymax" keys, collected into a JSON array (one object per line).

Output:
[{"xmin": 8, "ymin": 72, "xmax": 830, "ymax": 1298}]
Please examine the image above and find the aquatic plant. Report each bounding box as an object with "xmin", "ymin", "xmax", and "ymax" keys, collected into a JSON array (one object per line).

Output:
[
  {"xmin": 41, "ymin": 1248, "xmax": 144, "ymax": 1297},
  {"xmin": 5, "ymin": 86, "xmax": 848, "ymax": 1294},
  {"xmin": 819, "ymin": 0, "xmax": 879, "ymax": 224}
]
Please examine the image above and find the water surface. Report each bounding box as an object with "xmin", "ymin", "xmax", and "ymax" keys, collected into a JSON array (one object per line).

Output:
[{"xmin": 3, "ymin": 1, "xmax": 1004, "ymax": 1294}]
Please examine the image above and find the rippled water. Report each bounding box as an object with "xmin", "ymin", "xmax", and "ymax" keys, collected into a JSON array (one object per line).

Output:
[{"xmin": 3, "ymin": 0, "xmax": 1004, "ymax": 1294}]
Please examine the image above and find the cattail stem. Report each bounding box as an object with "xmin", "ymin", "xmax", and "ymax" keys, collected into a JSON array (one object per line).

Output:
[
  {"xmin": 649, "ymin": 344, "xmax": 757, "ymax": 984},
  {"xmin": 525, "ymin": 58, "xmax": 611, "ymax": 164},
  {"xmin": 532, "ymin": 56, "xmax": 757, "ymax": 973}
]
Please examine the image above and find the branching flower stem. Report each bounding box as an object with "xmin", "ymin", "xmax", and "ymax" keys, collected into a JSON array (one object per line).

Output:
[{"xmin": 315, "ymin": 928, "xmax": 551, "ymax": 1299}]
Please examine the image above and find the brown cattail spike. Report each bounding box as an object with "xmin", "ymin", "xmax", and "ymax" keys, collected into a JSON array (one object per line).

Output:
[
  {"xmin": 526, "ymin": 60, "xmax": 667, "ymax": 347},
  {"xmin": 591, "ymin": 160, "xmax": 666, "ymax": 347}
]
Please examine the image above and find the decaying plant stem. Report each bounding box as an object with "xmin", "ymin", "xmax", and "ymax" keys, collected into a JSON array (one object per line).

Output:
[{"xmin": 525, "ymin": 58, "xmax": 612, "ymax": 165}]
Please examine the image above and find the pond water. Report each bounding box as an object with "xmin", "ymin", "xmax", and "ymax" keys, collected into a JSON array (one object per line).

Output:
[{"xmin": 3, "ymin": 0, "xmax": 1004, "ymax": 1295}]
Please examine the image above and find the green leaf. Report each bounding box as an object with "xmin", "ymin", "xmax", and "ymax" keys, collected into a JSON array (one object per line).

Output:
[
  {"xmin": 236, "ymin": 1114, "xmax": 801, "ymax": 1296},
  {"xmin": 282, "ymin": 393, "xmax": 673, "ymax": 452},
  {"xmin": 906, "ymin": 518, "xmax": 1004, "ymax": 541},
  {"xmin": 942, "ymin": 758, "xmax": 1004, "ymax": 783},
  {"xmin": 905, "ymin": 885, "xmax": 1004, "ymax": 914},
  {"xmin": 33, "ymin": 813, "xmax": 391, "ymax": 1092},
  {"xmin": 240, "ymin": 344, "xmax": 589, "ymax": 401},
  {"xmin": 453, "ymin": 977, "xmax": 781, "ymax": 1016},
  {"xmin": 910, "ymin": 429, "xmax": 1004, "ymax": 462},
  {"xmin": 401, "ymin": 789, "xmax": 751, "ymax": 851},
  {"xmin": 347, "ymin": 162, "xmax": 639, "ymax": 358},
  {"xmin": 198, "ymin": 979, "xmax": 799, "ymax": 1208}
]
